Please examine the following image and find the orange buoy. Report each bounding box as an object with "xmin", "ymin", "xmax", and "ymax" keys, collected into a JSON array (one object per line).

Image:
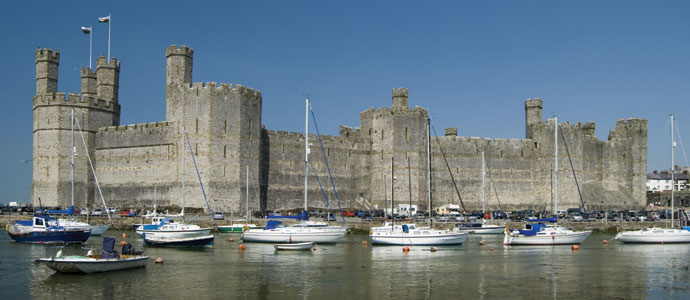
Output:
[
  {"xmin": 403, "ymin": 246, "xmax": 410, "ymax": 252},
  {"xmin": 602, "ymin": 240, "xmax": 608, "ymax": 245},
  {"xmin": 122, "ymin": 233, "xmax": 127, "ymax": 238},
  {"xmin": 239, "ymin": 244, "xmax": 246, "ymax": 250},
  {"xmin": 312, "ymin": 247, "xmax": 317, "ymax": 251},
  {"xmin": 430, "ymin": 247, "xmax": 437, "ymax": 252},
  {"xmin": 490, "ymin": 248, "xmax": 494, "ymax": 251},
  {"xmin": 572, "ymin": 245, "xmax": 579, "ymax": 251},
  {"xmin": 155, "ymin": 257, "xmax": 164, "ymax": 263},
  {"xmin": 119, "ymin": 241, "xmax": 127, "ymax": 246},
  {"xmin": 479, "ymin": 241, "xmax": 485, "ymax": 246},
  {"xmin": 227, "ymin": 238, "xmax": 234, "ymax": 242},
  {"xmin": 361, "ymin": 241, "xmax": 367, "ymax": 246}
]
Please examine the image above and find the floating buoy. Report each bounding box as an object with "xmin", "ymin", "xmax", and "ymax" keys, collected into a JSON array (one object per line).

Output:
[
  {"xmin": 430, "ymin": 247, "xmax": 437, "ymax": 252},
  {"xmin": 361, "ymin": 241, "xmax": 367, "ymax": 247},
  {"xmin": 490, "ymin": 248, "xmax": 494, "ymax": 251},
  {"xmin": 572, "ymin": 245, "xmax": 579, "ymax": 251},
  {"xmin": 312, "ymin": 247, "xmax": 317, "ymax": 251},
  {"xmin": 155, "ymin": 257, "xmax": 164, "ymax": 263},
  {"xmin": 479, "ymin": 241, "xmax": 485, "ymax": 246},
  {"xmin": 602, "ymin": 240, "xmax": 608, "ymax": 245},
  {"xmin": 403, "ymin": 246, "xmax": 410, "ymax": 252},
  {"xmin": 616, "ymin": 227, "xmax": 619, "ymax": 232},
  {"xmin": 227, "ymin": 238, "xmax": 234, "ymax": 242},
  {"xmin": 120, "ymin": 241, "xmax": 127, "ymax": 246},
  {"xmin": 239, "ymin": 244, "xmax": 246, "ymax": 250},
  {"xmin": 122, "ymin": 233, "xmax": 127, "ymax": 238}
]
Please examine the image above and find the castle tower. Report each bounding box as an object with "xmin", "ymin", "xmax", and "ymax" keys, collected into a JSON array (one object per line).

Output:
[
  {"xmin": 362, "ymin": 87, "xmax": 429, "ymax": 209},
  {"xmin": 525, "ymin": 98, "xmax": 543, "ymax": 139},
  {"xmin": 35, "ymin": 48, "xmax": 59, "ymax": 94},
  {"xmin": 96, "ymin": 56, "xmax": 120, "ymax": 104},
  {"xmin": 166, "ymin": 45, "xmax": 193, "ymax": 121},
  {"xmin": 81, "ymin": 67, "xmax": 97, "ymax": 99},
  {"xmin": 32, "ymin": 48, "xmax": 120, "ymax": 208}
]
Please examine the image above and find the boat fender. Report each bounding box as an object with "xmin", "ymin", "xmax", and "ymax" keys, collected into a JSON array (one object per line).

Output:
[
  {"xmin": 5, "ymin": 224, "xmax": 8, "ymax": 231},
  {"xmin": 369, "ymin": 229, "xmax": 373, "ymax": 235},
  {"xmin": 243, "ymin": 225, "xmax": 249, "ymax": 232}
]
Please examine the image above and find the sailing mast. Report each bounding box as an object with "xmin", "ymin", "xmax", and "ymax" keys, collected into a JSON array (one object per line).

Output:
[
  {"xmin": 391, "ymin": 157, "xmax": 395, "ymax": 231},
  {"xmin": 671, "ymin": 114, "xmax": 675, "ymax": 229},
  {"xmin": 482, "ymin": 151, "xmax": 486, "ymax": 214},
  {"xmin": 304, "ymin": 97, "xmax": 309, "ymax": 215},
  {"xmin": 246, "ymin": 166, "xmax": 249, "ymax": 220},
  {"xmin": 427, "ymin": 117, "xmax": 433, "ymax": 227},
  {"xmin": 71, "ymin": 109, "xmax": 75, "ymax": 211},
  {"xmin": 554, "ymin": 116, "xmax": 559, "ymax": 216}
]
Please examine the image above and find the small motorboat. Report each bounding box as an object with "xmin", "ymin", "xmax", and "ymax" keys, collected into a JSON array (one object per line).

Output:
[
  {"xmin": 38, "ymin": 236, "xmax": 148, "ymax": 273},
  {"xmin": 274, "ymin": 242, "xmax": 315, "ymax": 251},
  {"xmin": 144, "ymin": 234, "xmax": 215, "ymax": 248}
]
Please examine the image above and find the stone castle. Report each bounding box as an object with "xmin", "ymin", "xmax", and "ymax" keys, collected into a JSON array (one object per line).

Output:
[{"xmin": 31, "ymin": 45, "xmax": 648, "ymax": 214}]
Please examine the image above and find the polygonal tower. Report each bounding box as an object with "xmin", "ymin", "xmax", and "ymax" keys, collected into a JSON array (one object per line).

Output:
[
  {"xmin": 32, "ymin": 48, "xmax": 120, "ymax": 208},
  {"xmin": 525, "ymin": 98, "xmax": 543, "ymax": 139}
]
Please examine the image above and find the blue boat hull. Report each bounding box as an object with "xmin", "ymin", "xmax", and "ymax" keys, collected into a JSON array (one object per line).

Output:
[{"xmin": 8, "ymin": 230, "xmax": 91, "ymax": 244}]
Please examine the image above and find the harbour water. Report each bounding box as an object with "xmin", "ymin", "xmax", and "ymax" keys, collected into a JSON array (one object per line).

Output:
[{"xmin": 1, "ymin": 230, "xmax": 689, "ymax": 299}]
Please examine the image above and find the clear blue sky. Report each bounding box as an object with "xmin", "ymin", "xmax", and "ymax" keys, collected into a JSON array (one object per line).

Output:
[{"xmin": 1, "ymin": 1, "xmax": 689, "ymax": 204}]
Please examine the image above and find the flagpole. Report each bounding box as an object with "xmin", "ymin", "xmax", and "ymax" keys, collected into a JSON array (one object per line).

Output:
[
  {"xmin": 107, "ymin": 14, "xmax": 111, "ymax": 61},
  {"xmin": 89, "ymin": 29, "xmax": 92, "ymax": 70}
]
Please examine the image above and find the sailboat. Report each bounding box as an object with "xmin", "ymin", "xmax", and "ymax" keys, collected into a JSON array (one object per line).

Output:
[
  {"xmin": 456, "ymin": 152, "xmax": 506, "ymax": 234},
  {"xmin": 369, "ymin": 119, "xmax": 468, "ymax": 246},
  {"xmin": 615, "ymin": 114, "xmax": 690, "ymax": 243},
  {"xmin": 504, "ymin": 116, "xmax": 591, "ymax": 245},
  {"xmin": 218, "ymin": 166, "xmax": 260, "ymax": 233},
  {"xmin": 241, "ymin": 97, "xmax": 347, "ymax": 244}
]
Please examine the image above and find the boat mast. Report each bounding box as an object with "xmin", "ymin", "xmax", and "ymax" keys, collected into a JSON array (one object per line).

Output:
[
  {"xmin": 391, "ymin": 157, "xmax": 395, "ymax": 231},
  {"xmin": 182, "ymin": 126, "xmax": 185, "ymax": 212},
  {"xmin": 427, "ymin": 117, "xmax": 432, "ymax": 227},
  {"xmin": 554, "ymin": 116, "xmax": 559, "ymax": 215},
  {"xmin": 671, "ymin": 114, "xmax": 675, "ymax": 229},
  {"xmin": 246, "ymin": 166, "xmax": 249, "ymax": 220},
  {"xmin": 304, "ymin": 97, "xmax": 309, "ymax": 213},
  {"xmin": 71, "ymin": 109, "xmax": 75, "ymax": 209},
  {"xmin": 408, "ymin": 156, "xmax": 412, "ymax": 219},
  {"xmin": 482, "ymin": 151, "xmax": 486, "ymax": 214}
]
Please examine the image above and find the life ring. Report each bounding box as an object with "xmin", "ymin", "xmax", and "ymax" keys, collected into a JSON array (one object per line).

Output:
[{"xmin": 243, "ymin": 225, "xmax": 249, "ymax": 232}]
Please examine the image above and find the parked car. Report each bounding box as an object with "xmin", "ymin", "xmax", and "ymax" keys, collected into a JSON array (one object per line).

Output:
[
  {"xmin": 342, "ymin": 211, "xmax": 355, "ymax": 217},
  {"xmin": 80, "ymin": 208, "xmax": 89, "ymax": 215},
  {"xmin": 323, "ymin": 213, "xmax": 337, "ymax": 221},
  {"xmin": 212, "ymin": 211, "xmax": 225, "ymax": 220},
  {"xmin": 91, "ymin": 209, "xmax": 103, "ymax": 216},
  {"xmin": 569, "ymin": 212, "xmax": 583, "ymax": 221},
  {"xmin": 438, "ymin": 215, "xmax": 450, "ymax": 222}
]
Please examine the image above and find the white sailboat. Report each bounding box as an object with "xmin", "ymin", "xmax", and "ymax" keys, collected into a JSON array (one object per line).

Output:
[
  {"xmin": 456, "ymin": 151, "xmax": 506, "ymax": 234},
  {"xmin": 615, "ymin": 114, "xmax": 690, "ymax": 243},
  {"xmin": 59, "ymin": 109, "xmax": 111, "ymax": 236},
  {"xmin": 369, "ymin": 119, "xmax": 468, "ymax": 246},
  {"xmin": 504, "ymin": 116, "xmax": 591, "ymax": 245},
  {"xmin": 241, "ymin": 97, "xmax": 347, "ymax": 244},
  {"xmin": 218, "ymin": 166, "xmax": 260, "ymax": 233}
]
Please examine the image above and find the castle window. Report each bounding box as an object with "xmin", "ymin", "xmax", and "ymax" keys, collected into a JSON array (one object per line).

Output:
[
  {"xmin": 381, "ymin": 129, "xmax": 384, "ymax": 140},
  {"xmin": 249, "ymin": 119, "xmax": 252, "ymax": 139},
  {"xmin": 405, "ymin": 127, "xmax": 408, "ymax": 141},
  {"xmin": 224, "ymin": 120, "xmax": 227, "ymax": 134},
  {"xmin": 224, "ymin": 146, "xmax": 227, "ymax": 158},
  {"xmin": 196, "ymin": 119, "xmax": 199, "ymax": 133}
]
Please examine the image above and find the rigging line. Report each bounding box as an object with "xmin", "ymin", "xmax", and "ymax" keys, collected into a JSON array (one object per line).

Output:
[
  {"xmin": 430, "ymin": 124, "xmax": 467, "ymax": 214},
  {"xmin": 308, "ymin": 100, "xmax": 346, "ymax": 224},
  {"xmin": 482, "ymin": 157, "xmax": 503, "ymax": 211},
  {"xmin": 673, "ymin": 118, "xmax": 689, "ymax": 168},
  {"xmin": 74, "ymin": 115, "xmax": 112, "ymax": 224},
  {"xmin": 308, "ymin": 160, "xmax": 335, "ymax": 218},
  {"xmin": 184, "ymin": 130, "xmax": 213, "ymax": 223},
  {"xmin": 247, "ymin": 167, "xmax": 261, "ymax": 217},
  {"xmin": 558, "ymin": 124, "xmax": 585, "ymax": 210}
]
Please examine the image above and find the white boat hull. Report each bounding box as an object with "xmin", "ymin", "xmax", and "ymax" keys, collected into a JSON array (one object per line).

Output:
[
  {"xmin": 504, "ymin": 231, "xmax": 591, "ymax": 245},
  {"xmin": 370, "ymin": 232, "xmax": 468, "ymax": 245},
  {"xmin": 274, "ymin": 242, "xmax": 315, "ymax": 250},
  {"xmin": 141, "ymin": 228, "xmax": 212, "ymax": 239},
  {"xmin": 242, "ymin": 228, "xmax": 346, "ymax": 244},
  {"xmin": 90, "ymin": 225, "xmax": 111, "ymax": 236},
  {"xmin": 39, "ymin": 255, "xmax": 148, "ymax": 273},
  {"xmin": 615, "ymin": 228, "xmax": 690, "ymax": 243}
]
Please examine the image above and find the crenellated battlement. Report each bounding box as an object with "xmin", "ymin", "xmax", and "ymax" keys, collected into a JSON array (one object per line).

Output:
[
  {"xmin": 166, "ymin": 45, "xmax": 193, "ymax": 58},
  {"xmin": 80, "ymin": 66, "xmax": 96, "ymax": 77},
  {"xmin": 96, "ymin": 55, "xmax": 120, "ymax": 70},
  {"xmin": 525, "ymin": 97, "xmax": 543, "ymax": 109},
  {"xmin": 175, "ymin": 82, "xmax": 262, "ymax": 101},
  {"xmin": 100, "ymin": 121, "xmax": 173, "ymax": 133},
  {"xmin": 35, "ymin": 48, "xmax": 59, "ymax": 62},
  {"xmin": 32, "ymin": 92, "xmax": 120, "ymax": 112},
  {"xmin": 608, "ymin": 118, "xmax": 648, "ymax": 140}
]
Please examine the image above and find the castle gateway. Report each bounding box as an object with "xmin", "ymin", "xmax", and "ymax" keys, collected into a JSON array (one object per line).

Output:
[{"xmin": 31, "ymin": 45, "xmax": 647, "ymax": 214}]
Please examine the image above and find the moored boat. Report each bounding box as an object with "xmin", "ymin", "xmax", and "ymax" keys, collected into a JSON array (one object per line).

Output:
[
  {"xmin": 241, "ymin": 221, "xmax": 345, "ymax": 244},
  {"xmin": 138, "ymin": 221, "xmax": 212, "ymax": 239},
  {"xmin": 217, "ymin": 224, "xmax": 260, "ymax": 233},
  {"xmin": 274, "ymin": 242, "xmax": 315, "ymax": 251},
  {"xmin": 615, "ymin": 228, "xmax": 690, "ymax": 244},
  {"xmin": 144, "ymin": 234, "xmax": 215, "ymax": 248},
  {"xmin": 455, "ymin": 222, "xmax": 506, "ymax": 234},
  {"xmin": 370, "ymin": 223, "xmax": 468, "ymax": 246},
  {"xmin": 503, "ymin": 222, "xmax": 591, "ymax": 245},
  {"xmin": 7, "ymin": 214, "xmax": 91, "ymax": 244},
  {"xmin": 39, "ymin": 237, "xmax": 148, "ymax": 273}
]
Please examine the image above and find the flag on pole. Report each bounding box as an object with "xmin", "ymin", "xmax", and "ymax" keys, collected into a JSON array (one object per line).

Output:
[
  {"xmin": 81, "ymin": 26, "xmax": 92, "ymax": 34},
  {"xmin": 98, "ymin": 15, "xmax": 110, "ymax": 23}
]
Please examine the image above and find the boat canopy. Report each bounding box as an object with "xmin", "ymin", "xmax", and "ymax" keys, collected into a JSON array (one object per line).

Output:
[
  {"xmin": 264, "ymin": 220, "xmax": 286, "ymax": 230},
  {"xmin": 267, "ymin": 211, "xmax": 308, "ymax": 221},
  {"xmin": 518, "ymin": 223, "xmax": 548, "ymax": 236},
  {"xmin": 48, "ymin": 205, "xmax": 75, "ymax": 215}
]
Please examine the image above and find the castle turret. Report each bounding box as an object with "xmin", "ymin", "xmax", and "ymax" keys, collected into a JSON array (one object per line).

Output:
[
  {"xmin": 525, "ymin": 98, "xmax": 543, "ymax": 139},
  {"xmin": 166, "ymin": 45, "xmax": 194, "ymax": 121},
  {"xmin": 35, "ymin": 48, "xmax": 59, "ymax": 94},
  {"xmin": 80, "ymin": 66, "xmax": 97, "ymax": 99},
  {"xmin": 96, "ymin": 56, "xmax": 120, "ymax": 104},
  {"xmin": 392, "ymin": 87, "xmax": 409, "ymax": 110}
]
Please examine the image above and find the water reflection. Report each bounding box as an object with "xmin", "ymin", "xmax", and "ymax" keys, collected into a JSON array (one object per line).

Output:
[{"xmin": 0, "ymin": 231, "xmax": 689, "ymax": 299}]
